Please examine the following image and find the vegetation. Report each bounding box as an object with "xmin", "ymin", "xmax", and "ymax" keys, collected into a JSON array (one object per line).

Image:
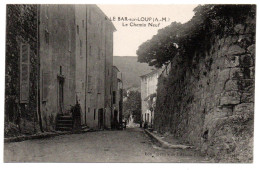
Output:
[
  {"xmin": 137, "ymin": 5, "xmax": 256, "ymax": 68},
  {"xmin": 123, "ymin": 91, "xmax": 141, "ymax": 123},
  {"xmin": 113, "ymin": 56, "xmax": 153, "ymax": 89},
  {"xmin": 5, "ymin": 5, "xmax": 39, "ymax": 136}
]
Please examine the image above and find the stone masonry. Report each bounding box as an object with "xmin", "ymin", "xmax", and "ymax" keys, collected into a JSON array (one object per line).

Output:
[{"xmin": 155, "ymin": 14, "xmax": 255, "ymax": 162}]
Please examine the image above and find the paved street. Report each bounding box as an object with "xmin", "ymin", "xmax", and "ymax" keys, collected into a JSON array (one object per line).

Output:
[{"xmin": 4, "ymin": 128, "xmax": 209, "ymax": 163}]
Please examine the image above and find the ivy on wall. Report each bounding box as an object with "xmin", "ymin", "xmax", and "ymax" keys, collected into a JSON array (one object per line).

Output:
[{"xmin": 5, "ymin": 5, "xmax": 39, "ymax": 136}]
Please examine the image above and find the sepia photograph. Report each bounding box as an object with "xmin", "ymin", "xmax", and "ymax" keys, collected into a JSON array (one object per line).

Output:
[{"xmin": 2, "ymin": 2, "xmax": 256, "ymax": 164}]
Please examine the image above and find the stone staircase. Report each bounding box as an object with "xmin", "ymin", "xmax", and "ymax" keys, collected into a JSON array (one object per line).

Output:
[{"xmin": 56, "ymin": 115, "xmax": 74, "ymax": 131}]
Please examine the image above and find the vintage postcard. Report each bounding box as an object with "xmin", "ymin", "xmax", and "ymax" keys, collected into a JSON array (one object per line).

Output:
[{"xmin": 3, "ymin": 3, "xmax": 256, "ymax": 163}]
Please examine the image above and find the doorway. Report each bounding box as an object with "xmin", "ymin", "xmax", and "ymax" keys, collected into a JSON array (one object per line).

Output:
[
  {"xmin": 58, "ymin": 76, "xmax": 64, "ymax": 115},
  {"xmin": 114, "ymin": 110, "xmax": 118, "ymax": 129},
  {"xmin": 98, "ymin": 108, "xmax": 104, "ymax": 129}
]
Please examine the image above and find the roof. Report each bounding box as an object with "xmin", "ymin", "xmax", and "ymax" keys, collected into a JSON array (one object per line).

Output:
[
  {"xmin": 91, "ymin": 5, "xmax": 117, "ymax": 32},
  {"xmin": 140, "ymin": 69, "xmax": 162, "ymax": 78}
]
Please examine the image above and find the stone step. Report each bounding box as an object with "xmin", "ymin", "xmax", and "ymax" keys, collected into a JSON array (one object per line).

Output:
[
  {"xmin": 57, "ymin": 116, "xmax": 73, "ymax": 120},
  {"xmin": 56, "ymin": 127, "xmax": 73, "ymax": 131},
  {"xmin": 56, "ymin": 124, "xmax": 73, "ymax": 127},
  {"xmin": 57, "ymin": 119, "xmax": 73, "ymax": 123},
  {"xmin": 56, "ymin": 115, "xmax": 74, "ymax": 131}
]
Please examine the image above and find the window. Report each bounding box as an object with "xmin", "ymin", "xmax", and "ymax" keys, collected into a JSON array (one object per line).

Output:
[
  {"xmin": 89, "ymin": 45, "xmax": 92, "ymax": 56},
  {"xmin": 88, "ymin": 108, "xmax": 90, "ymax": 113},
  {"xmin": 45, "ymin": 29, "xmax": 49, "ymax": 44},
  {"xmin": 42, "ymin": 73, "xmax": 50, "ymax": 101},
  {"xmin": 20, "ymin": 43, "xmax": 30, "ymax": 103},
  {"xmin": 77, "ymin": 25, "xmax": 79, "ymax": 34},
  {"xmin": 94, "ymin": 109, "xmax": 96, "ymax": 120},
  {"xmin": 87, "ymin": 75, "xmax": 92, "ymax": 92},
  {"xmin": 82, "ymin": 81, "xmax": 84, "ymax": 89},
  {"xmin": 68, "ymin": 29, "xmax": 71, "ymax": 51},
  {"xmin": 80, "ymin": 40, "xmax": 82, "ymax": 56},
  {"xmin": 113, "ymin": 91, "xmax": 116, "ymax": 104},
  {"xmin": 101, "ymin": 22, "xmax": 103, "ymax": 34}
]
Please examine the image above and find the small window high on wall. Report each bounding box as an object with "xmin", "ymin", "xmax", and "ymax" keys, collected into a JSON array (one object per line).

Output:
[
  {"xmin": 113, "ymin": 91, "xmax": 116, "ymax": 104},
  {"xmin": 20, "ymin": 43, "xmax": 30, "ymax": 103}
]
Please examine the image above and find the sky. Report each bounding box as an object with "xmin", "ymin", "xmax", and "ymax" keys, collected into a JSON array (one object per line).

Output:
[{"xmin": 98, "ymin": 4, "xmax": 198, "ymax": 56}]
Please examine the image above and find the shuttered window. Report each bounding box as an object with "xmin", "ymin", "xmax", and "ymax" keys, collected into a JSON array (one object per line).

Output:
[
  {"xmin": 113, "ymin": 91, "xmax": 116, "ymax": 104},
  {"xmin": 42, "ymin": 73, "xmax": 50, "ymax": 101},
  {"xmin": 20, "ymin": 43, "xmax": 30, "ymax": 103}
]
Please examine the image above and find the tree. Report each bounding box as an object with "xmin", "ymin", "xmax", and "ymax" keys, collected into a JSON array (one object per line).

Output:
[
  {"xmin": 137, "ymin": 5, "xmax": 255, "ymax": 68},
  {"xmin": 123, "ymin": 91, "xmax": 141, "ymax": 123}
]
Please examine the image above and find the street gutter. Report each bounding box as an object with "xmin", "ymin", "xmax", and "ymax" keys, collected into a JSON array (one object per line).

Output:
[
  {"xmin": 144, "ymin": 129, "xmax": 194, "ymax": 149},
  {"xmin": 4, "ymin": 129, "xmax": 93, "ymax": 143}
]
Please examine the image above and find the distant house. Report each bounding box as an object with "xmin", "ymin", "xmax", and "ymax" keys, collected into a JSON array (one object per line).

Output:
[
  {"xmin": 140, "ymin": 69, "xmax": 162, "ymax": 128},
  {"xmin": 111, "ymin": 66, "xmax": 123, "ymax": 129}
]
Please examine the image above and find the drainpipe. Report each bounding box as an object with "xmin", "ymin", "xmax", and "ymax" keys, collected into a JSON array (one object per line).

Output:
[
  {"xmin": 37, "ymin": 4, "xmax": 43, "ymax": 132},
  {"xmin": 84, "ymin": 5, "xmax": 88, "ymax": 125}
]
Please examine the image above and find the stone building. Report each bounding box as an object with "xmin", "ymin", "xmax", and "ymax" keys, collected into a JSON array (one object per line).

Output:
[
  {"xmin": 111, "ymin": 66, "xmax": 123, "ymax": 129},
  {"xmin": 84, "ymin": 5, "xmax": 116, "ymax": 129},
  {"xmin": 140, "ymin": 69, "xmax": 161, "ymax": 128},
  {"xmin": 39, "ymin": 5, "xmax": 78, "ymax": 130},
  {"xmin": 5, "ymin": 4, "xmax": 117, "ymax": 134},
  {"xmin": 39, "ymin": 4, "xmax": 116, "ymax": 130}
]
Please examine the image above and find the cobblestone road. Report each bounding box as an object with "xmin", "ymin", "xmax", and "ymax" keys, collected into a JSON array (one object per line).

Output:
[{"xmin": 4, "ymin": 128, "xmax": 210, "ymax": 163}]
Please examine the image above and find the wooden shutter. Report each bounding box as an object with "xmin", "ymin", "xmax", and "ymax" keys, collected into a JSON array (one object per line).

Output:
[
  {"xmin": 113, "ymin": 91, "xmax": 116, "ymax": 104},
  {"xmin": 20, "ymin": 43, "xmax": 30, "ymax": 103}
]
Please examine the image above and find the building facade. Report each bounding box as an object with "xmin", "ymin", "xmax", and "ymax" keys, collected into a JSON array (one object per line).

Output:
[
  {"xmin": 84, "ymin": 5, "xmax": 116, "ymax": 129},
  {"xmin": 5, "ymin": 4, "xmax": 117, "ymax": 135},
  {"xmin": 40, "ymin": 4, "xmax": 116, "ymax": 130},
  {"xmin": 111, "ymin": 66, "xmax": 123, "ymax": 129},
  {"xmin": 140, "ymin": 69, "xmax": 161, "ymax": 128}
]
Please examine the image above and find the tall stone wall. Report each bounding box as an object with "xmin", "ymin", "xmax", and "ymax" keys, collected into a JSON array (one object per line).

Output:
[{"xmin": 155, "ymin": 15, "xmax": 255, "ymax": 162}]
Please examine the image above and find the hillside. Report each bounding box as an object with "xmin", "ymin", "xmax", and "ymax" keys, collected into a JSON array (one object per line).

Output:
[{"xmin": 113, "ymin": 56, "xmax": 153, "ymax": 90}]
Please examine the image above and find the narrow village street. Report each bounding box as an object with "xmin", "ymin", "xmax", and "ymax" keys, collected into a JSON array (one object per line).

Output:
[
  {"xmin": 4, "ymin": 128, "xmax": 209, "ymax": 163},
  {"xmin": 4, "ymin": 4, "xmax": 255, "ymax": 163}
]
